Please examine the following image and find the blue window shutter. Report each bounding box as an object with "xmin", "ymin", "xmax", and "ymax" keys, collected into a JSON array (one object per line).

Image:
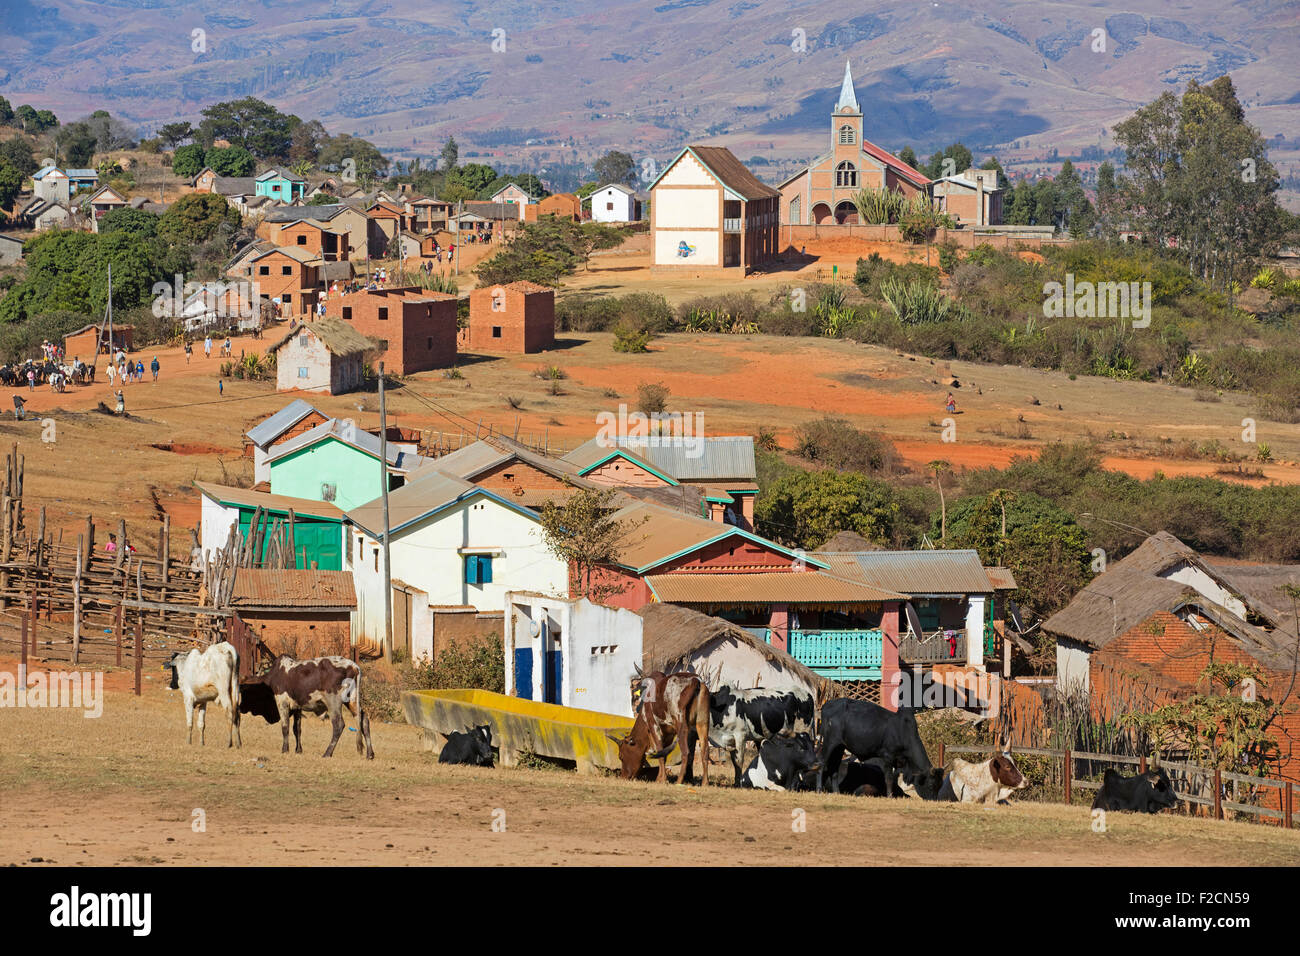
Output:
[
  {"xmin": 464, "ymin": 555, "xmax": 478, "ymax": 584},
  {"xmin": 480, "ymin": 556, "xmax": 493, "ymax": 583}
]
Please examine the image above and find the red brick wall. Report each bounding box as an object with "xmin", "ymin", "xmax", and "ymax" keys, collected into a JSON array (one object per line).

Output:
[
  {"xmin": 466, "ymin": 285, "xmax": 555, "ymax": 353},
  {"xmin": 472, "ymin": 460, "xmax": 571, "ymax": 494},
  {"xmin": 326, "ymin": 288, "xmax": 458, "ymax": 374},
  {"xmin": 240, "ymin": 610, "xmax": 351, "ymax": 658}
]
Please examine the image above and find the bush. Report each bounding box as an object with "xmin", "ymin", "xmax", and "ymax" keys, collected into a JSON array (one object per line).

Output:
[
  {"xmin": 880, "ymin": 278, "xmax": 962, "ymax": 324},
  {"xmin": 612, "ymin": 322, "xmax": 652, "ymax": 353},
  {"xmin": 792, "ymin": 417, "xmax": 902, "ymax": 475},
  {"xmin": 937, "ymin": 240, "xmax": 960, "ymax": 272},
  {"xmin": 636, "ymin": 381, "xmax": 669, "ymax": 415}
]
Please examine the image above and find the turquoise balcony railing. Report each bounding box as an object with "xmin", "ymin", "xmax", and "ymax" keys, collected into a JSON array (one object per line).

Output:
[{"xmin": 764, "ymin": 628, "xmax": 883, "ymax": 681}]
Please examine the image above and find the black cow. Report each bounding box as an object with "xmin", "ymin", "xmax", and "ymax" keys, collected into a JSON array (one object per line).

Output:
[
  {"xmin": 1092, "ymin": 767, "xmax": 1178, "ymax": 814},
  {"xmin": 709, "ymin": 685, "xmax": 815, "ymax": 785},
  {"xmin": 741, "ymin": 733, "xmax": 818, "ymax": 791},
  {"xmin": 817, "ymin": 698, "xmax": 934, "ymax": 795},
  {"xmin": 798, "ymin": 757, "xmax": 945, "ymax": 798},
  {"xmin": 439, "ymin": 725, "xmax": 494, "ymax": 767}
]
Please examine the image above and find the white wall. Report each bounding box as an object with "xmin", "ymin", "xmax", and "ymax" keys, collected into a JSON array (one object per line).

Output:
[
  {"xmin": 1055, "ymin": 641, "xmax": 1091, "ymax": 693},
  {"xmin": 965, "ymin": 594, "xmax": 986, "ymax": 670},
  {"xmin": 591, "ymin": 188, "xmax": 635, "ymax": 223},
  {"xmin": 351, "ymin": 495, "xmax": 567, "ymax": 659},
  {"xmin": 654, "ymin": 187, "xmax": 718, "ymax": 228},
  {"xmin": 200, "ymin": 494, "xmax": 240, "ymax": 561},
  {"xmin": 276, "ymin": 333, "xmax": 336, "ymax": 394},
  {"xmin": 1161, "ymin": 562, "xmax": 1248, "ymax": 619},
  {"xmin": 504, "ymin": 594, "xmax": 643, "ymax": 716},
  {"xmin": 653, "ymin": 229, "xmax": 719, "ymax": 267}
]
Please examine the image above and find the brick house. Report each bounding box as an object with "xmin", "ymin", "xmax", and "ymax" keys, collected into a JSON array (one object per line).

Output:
[
  {"xmin": 366, "ymin": 201, "xmax": 406, "ymax": 257},
  {"xmin": 244, "ymin": 247, "xmax": 324, "ymax": 318},
  {"xmin": 229, "ymin": 569, "xmax": 356, "ymax": 658},
  {"xmin": 649, "ymin": 145, "xmax": 779, "ymax": 274},
  {"xmin": 257, "ymin": 205, "xmax": 369, "ymax": 261},
  {"xmin": 463, "ymin": 281, "xmax": 555, "ymax": 353},
  {"xmin": 64, "ymin": 323, "xmax": 133, "ymax": 362},
  {"xmin": 931, "ymin": 168, "xmax": 1004, "ymax": 227},
  {"xmin": 271, "ymin": 219, "xmax": 350, "ymax": 261},
  {"xmin": 325, "ymin": 286, "xmax": 458, "ymax": 374},
  {"xmin": 267, "ymin": 318, "xmax": 380, "ymax": 395},
  {"xmin": 777, "ymin": 61, "xmax": 930, "ymax": 225},
  {"xmin": 524, "ymin": 192, "xmax": 582, "ymax": 222}
]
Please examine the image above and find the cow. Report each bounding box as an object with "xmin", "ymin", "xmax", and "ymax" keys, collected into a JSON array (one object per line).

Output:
[
  {"xmin": 817, "ymin": 698, "xmax": 934, "ymax": 795},
  {"xmin": 709, "ymin": 684, "xmax": 815, "ymax": 785},
  {"xmin": 1091, "ymin": 767, "xmax": 1178, "ymax": 814},
  {"xmin": 938, "ymin": 745, "xmax": 1028, "ymax": 804},
  {"xmin": 163, "ymin": 642, "xmax": 242, "ymax": 748},
  {"xmin": 238, "ymin": 655, "xmax": 375, "ymax": 759},
  {"xmin": 439, "ymin": 725, "xmax": 494, "ymax": 767},
  {"xmin": 609, "ymin": 671, "xmax": 710, "ymax": 786},
  {"xmin": 742, "ymin": 733, "xmax": 819, "ymax": 791}
]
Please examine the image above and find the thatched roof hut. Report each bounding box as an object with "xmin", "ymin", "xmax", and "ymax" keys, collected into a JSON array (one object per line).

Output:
[{"xmin": 635, "ymin": 602, "xmax": 841, "ymax": 704}]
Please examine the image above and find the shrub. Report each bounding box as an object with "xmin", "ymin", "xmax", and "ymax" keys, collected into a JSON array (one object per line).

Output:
[
  {"xmin": 636, "ymin": 381, "xmax": 669, "ymax": 416},
  {"xmin": 937, "ymin": 240, "xmax": 960, "ymax": 272},
  {"xmin": 880, "ymin": 278, "xmax": 961, "ymax": 324},
  {"xmin": 792, "ymin": 417, "xmax": 901, "ymax": 475},
  {"xmin": 612, "ymin": 322, "xmax": 652, "ymax": 353}
]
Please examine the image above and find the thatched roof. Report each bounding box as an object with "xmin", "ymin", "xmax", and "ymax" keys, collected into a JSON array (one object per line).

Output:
[
  {"xmin": 634, "ymin": 602, "xmax": 841, "ymax": 703},
  {"xmin": 267, "ymin": 318, "xmax": 380, "ymax": 358}
]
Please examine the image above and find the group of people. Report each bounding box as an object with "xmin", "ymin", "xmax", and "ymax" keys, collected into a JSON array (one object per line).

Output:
[
  {"xmin": 40, "ymin": 339, "xmax": 65, "ymax": 364},
  {"xmin": 105, "ymin": 353, "xmax": 160, "ymax": 386}
]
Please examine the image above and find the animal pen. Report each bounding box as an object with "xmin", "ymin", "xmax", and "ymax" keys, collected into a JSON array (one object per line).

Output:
[{"xmin": 0, "ymin": 445, "xmax": 310, "ymax": 685}]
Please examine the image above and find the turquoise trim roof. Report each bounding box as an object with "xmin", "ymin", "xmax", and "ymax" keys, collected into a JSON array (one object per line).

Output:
[{"xmin": 577, "ymin": 450, "xmax": 679, "ymax": 486}]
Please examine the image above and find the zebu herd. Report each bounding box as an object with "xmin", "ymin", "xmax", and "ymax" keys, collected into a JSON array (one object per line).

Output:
[{"xmin": 160, "ymin": 645, "xmax": 1175, "ymax": 815}]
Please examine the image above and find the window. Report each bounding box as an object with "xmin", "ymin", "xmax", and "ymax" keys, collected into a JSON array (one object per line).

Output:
[
  {"xmin": 320, "ymin": 482, "xmax": 336, "ymax": 501},
  {"xmin": 258, "ymin": 266, "xmax": 269, "ymax": 276},
  {"xmin": 296, "ymin": 235, "xmax": 307, "ymax": 245},
  {"xmin": 299, "ymin": 332, "xmax": 309, "ymax": 346},
  {"xmin": 342, "ymin": 306, "xmax": 352, "ymax": 320},
  {"xmin": 606, "ymin": 202, "xmax": 614, "ymax": 211},
  {"xmin": 835, "ymin": 162, "xmax": 858, "ymax": 188},
  {"xmin": 298, "ymin": 367, "xmax": 309, "ymax": 378},
  {"xmin": 378, "ymin": 307, "xmax": 388, "ymax": 321},
  {"xmin": 492, "ymin": 326, "xmax": 502, "ymax": 338},
  {"xmin": 282, "ymin": 265, "xmax": 292, "ymax": 276},
  {"xmin": 464, "ymin": 554, "xmax": 494, "ymax": 584},
  {"xmin": 838, "ymin": 125, "xmax": 856, "ymax": 145}
]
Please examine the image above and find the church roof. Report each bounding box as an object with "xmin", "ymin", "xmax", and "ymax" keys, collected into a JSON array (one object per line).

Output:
[{"xmin": 836, "ymin": 60, "xmax": 859, "ymax": 112}]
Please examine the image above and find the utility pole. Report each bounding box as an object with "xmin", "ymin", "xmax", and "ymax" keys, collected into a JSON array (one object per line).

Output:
[
  {"xmin": 378, "ymin": 362, "xmax": 393, "ymax": 660},
  {"xmin": 455, "ymin": 199, "xmax": 462, "ymax": 276}
]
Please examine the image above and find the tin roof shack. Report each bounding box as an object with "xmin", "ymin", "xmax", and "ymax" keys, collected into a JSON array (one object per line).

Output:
[
  {"xmin": 229, "ymin": 569, "xmax": 356, "ymax": 658},
  {"xmin": 505, "ymin": 592, "xmax": 644, "ymax": 715},
  {"xmin": 464, "ymin": 281, "xmax": 555, "ymax": 354},
  {"xmin": 267, "ymin": 318, "xmax": 380, "ymax": 395},
  {"xmin": 243, "ymin": 400, "xmax": 331, "ymax": 484}
]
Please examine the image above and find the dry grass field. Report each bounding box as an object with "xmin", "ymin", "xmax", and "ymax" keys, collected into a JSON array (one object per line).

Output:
[{"xmin": 2, "ymin": 658, "xmax": 1297, "ymax": 867}]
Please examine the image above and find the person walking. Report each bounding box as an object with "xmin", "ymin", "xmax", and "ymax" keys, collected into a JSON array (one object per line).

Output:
[
  {"xmin": 224, "ymin": 336, "xmax": 232, "ymax": 358},
  {"xmin": 150, "ymin": 356, "xmax": 160, "ymax": 382},
  {"xmin": 26, "ymin": 367, "xmax": 34, "ymax": 391},
  {"xmin": 135, "ymin": 360, "xmax": 144, "ymax": 382},
  {"xmin": 204, "ymin": 335, "xmax": 212, "ymax": 359},
  {"xmin": 184, "ymin": 341, "xmax": 192, "ymax": 364},
  {"xmin": 106, "ymin": 362, "xmax": 116, "ymax": 387},
  {"xmin": 945, "ymin": 392, "xmax": 957, "ymax": 414},
  {"xmin": 218, "ymin": 379, "xmax": 224, "ymax": 397}
]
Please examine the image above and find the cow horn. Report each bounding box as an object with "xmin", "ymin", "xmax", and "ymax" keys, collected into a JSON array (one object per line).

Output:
[{"xmin": 606, "ymin": 732, "xmax": 626, "ymax": 745}]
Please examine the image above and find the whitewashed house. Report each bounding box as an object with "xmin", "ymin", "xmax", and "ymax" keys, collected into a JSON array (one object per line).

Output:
[
  {"xmin": 504, "ymin": 593, "xmax": 644, "ymax": 715},
  {"xmin": 266, "ymin": 318, "xmax": 379, "ymax": 395},
  {"xmin": 589, "ymin": 183, "xmax": 643, "ymax": 223},
  {"xmin": 345, "ymin": 472, "xmax": 568, "ymax": 660}
]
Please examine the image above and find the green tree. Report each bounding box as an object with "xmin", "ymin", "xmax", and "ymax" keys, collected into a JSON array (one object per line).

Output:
[
  {"xmin": 196, "ymin": 97, "xmax": 295, "ymax": 159},
  {"xmin": 54, "ymin": 122, "xmax": 97, "ymax": 167},
  {"xmin": 898, "ymin": 145, "xmax": 919, "ymax": 170},
  {"xmin": 1094, "ymin": 160, "xmax": 1119, "ymax": 240},
  {"xmin": 204, "ymin": 145, "xmax": 255, "ymax": 177},
  {"xmin": 980, "ymin": 156, "xmax": 1010, "ymax": 190},
  {"xmin": 98, "ymin": 207, "xmax": 159, "ymax": 240},
  {"xmin": 440, "ymin": 135, "xmax": 459, "ymax": 171},
  {"xmin": 1113, "ymin": 90, "xmax": 1181, "ymax": 249},
  {"xmin": 157, "ymin": 122, "xmax": 194, "ymax": 149},
  {"xmin": 443, "ymin": 162, "xmax": 498, "ymax": 199},
  {"xmin": 0, "ymin": 96, "xmax": 13, "ymax": 127},
  {"xmin": 317, "ymin": 133, "xmax": 390, "ymax": 179},
  {"xmin": 0, "ymin": 158, "xmax": 22, "ymax": 212},
  {"xmin": 756, "ymin": 469, "xmax": 903, "ymax": 550},
  {"xmin": 157, "ymin": 192, "xmax": 241, "ymax": 246},
  {"xmin": 593, "ymin": 150, "xmax": 636, "ymax": 187},
  {"xmin": 0, "ymin": 137, "xmax": 37, "ymax": 177},
  {"xmin": 289, "ymin": 119, "xmax": 327, "ymax": 163},
  {"xmin": 538, "ymin": 487, "xmax": 645, "ymax": 602},
  {"xmin": 171, "ymin": 143, "xmax": 207, "ymax": 179}
]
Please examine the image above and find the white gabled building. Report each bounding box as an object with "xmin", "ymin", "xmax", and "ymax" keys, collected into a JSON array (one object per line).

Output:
[
  {"xmin": 589, "ymin": 183, "xmax": 643, "ymax": 223},
  {"xmin": 345, "ymin": 471, "xmax": 568, "ymax": 661}
]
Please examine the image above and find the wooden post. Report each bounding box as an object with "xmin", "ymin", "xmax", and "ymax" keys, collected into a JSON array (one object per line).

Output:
[
  {"xmin": 134, "ymin": 617, "xmax": 142, "ymax": 696},
  {"xmin": 286, "ymin": 510, "xmax": 297, "ymax": 570},
  {"xmin": 0, "ymin": 492, "xmax": 10, "ymax": 611},
  {"xmin": 28, "ymin": 589, "xmax": 36, "ymax": 651},
  {"xmin": 161, "ymin": 514, "xmax": 170, "ymax": 584},
  {"xmin": 1139, "ymin": 755, "xmax": 1147, "ymax": 774},
  {"xmin": 84, "ymin": 515, "xmax": 94, "ymax": 570},
  {"xmin": 72, "ymin": 539, "xmax": 82, "ymax": 665},
  {"xmin": 115, "ymin": 603, "xmax": 124, "ymax": 667},
  {"xmin": 20, "ymin": 608, "xmax": 27, "ymax": 673},
  {"xmin": 937, "ymin": 741, "xmax": 945, "ymax": 768},
  {"xmin": 1286, "ymin": 783, "xmax": 1294, "ymax": 830},
  {"xmin": 1062, "ymin": 749, "xmax": 1072, "ymax": 805},
  {"xmin": 115, "ymin": 518, "xmax": 126, "ymax": 570},
  {"xmin": 1213, "ymin": 768, "xmax": 1223, "ymax": 820}
]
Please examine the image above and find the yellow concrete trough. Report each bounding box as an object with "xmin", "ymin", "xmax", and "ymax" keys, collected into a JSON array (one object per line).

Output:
[{"xmin": 402, "ymin": 689, "xmax": 641, "ymax": 774}]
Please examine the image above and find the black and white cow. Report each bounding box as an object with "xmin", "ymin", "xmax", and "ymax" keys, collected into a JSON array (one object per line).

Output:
[
  {"xmin": 709, "ymin": 685, "xmax": 815, "ymax": 785},
  {"xmin": 817, "ymin": 698, "xmax": 934, "ymax": 795},
  {"xmin": 938, "ymin": 750, "xmax": 1029, "ymax": 804},
  {"xmin": 742, "ymin": 733, "xmax": 819, "ymax": 791},
  {"xmin": 439, "ymin": 725, "xmax": 494, "ymax": 766},
  {"xmin": 1091, "ymin": 767, "xmax": 1178, "ymax": 814},
  {"xmin": 238, "ymin": 655, "xmax": 375, "ymax": 759}
]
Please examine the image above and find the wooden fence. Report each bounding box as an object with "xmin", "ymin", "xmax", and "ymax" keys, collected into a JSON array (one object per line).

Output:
[{"xmin": 940, "ymin": 742, "xmax": 1298, "ymax": 828}]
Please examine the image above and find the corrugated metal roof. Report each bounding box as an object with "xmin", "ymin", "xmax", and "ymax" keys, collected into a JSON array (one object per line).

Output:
[
  {"xmin": 265, "ymin": 418, "xmax": 405, "ymax": 468},
  {"xmin": 986, "ymin": 566, "xmax": 1018, "ymax": 591},
  {"xmin": 563, "ymin": 435, "xmax": 756, "ymax": 483},
  {"xmin": 820, "ymin": 550, "xmax": 994, "ymax": 596},
  {"xmin": 230, "ymin": 569, "xmax": 356, "ymax": 609},
  {"xmin": 245, "ymin": 399, "xmax": 320, "ymax": 447},
  {"xmin": 611, "ymin": 499, "xmax": 817, "ymax": 572},
  {"xmin": 195, "ymin": 481, "xmax": 345, "ymax": 520},
  {"xmin": 648, "ymin": 570, "xmax": 901, "ymax": 604},
  {"xmin": 346, "ymin": 470, "xmax": 482, "ymax": 536}
]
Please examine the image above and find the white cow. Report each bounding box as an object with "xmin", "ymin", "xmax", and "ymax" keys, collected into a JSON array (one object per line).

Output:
[
  {"xmin": 164, "ymin": 642, "xmax": 242, "ymax": 747},
  {"xmin": 939, "ymin": 751, "xmax": 1028, "ymax": 804}
]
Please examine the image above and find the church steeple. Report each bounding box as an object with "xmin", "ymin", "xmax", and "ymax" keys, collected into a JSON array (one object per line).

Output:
[{"xmin": 835, "ymin": 59, "xmax": 859, "ymax": 113}]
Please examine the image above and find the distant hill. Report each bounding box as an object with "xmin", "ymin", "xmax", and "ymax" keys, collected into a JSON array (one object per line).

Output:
[{"xmin": 1, "ymin": 0, "xmax": 1296, "ymax": 201}]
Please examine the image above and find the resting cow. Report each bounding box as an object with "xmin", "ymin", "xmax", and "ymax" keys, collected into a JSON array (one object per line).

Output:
[
  {"xmin": 938, "ymin": 747, "xmax": 1028, "ymax": 804},
  {"xmin": 610, "ymin": 671, "xmax": 710, "ymax": 786},
  {"xmin": 1091, "ymin": 767, "xmax": 1178, "ymax": 814},
  {"xmin": 163, "ymin": 642, "xmax": 242, "ymax": 748},
  {"xmin": 742, "ymin": 733, "xmax": 819, "ymax": 791},
  {"xmin": 239, "ymin": 655, "xmax": 375, "ymax": 759},
  {"xmin": 439, "ymin": 725, "xmax": 494, "ymax": 767},
  {"xmin": 817, "ymin": 698, "xmax": 934, "ymax": 795},
  {"xmin": 710, "ymin": 684, "xmax": 814, "ymax": 786}
]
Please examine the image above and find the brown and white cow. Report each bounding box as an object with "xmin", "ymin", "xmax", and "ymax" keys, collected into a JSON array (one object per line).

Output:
[
  {"xmin": 238, "ymin": 655, "xmax": 375, "ymax": 759},
  {"xmin": 939, "ymin": 742, "xmax": 1027, "ymax": 804},
  {"xmin": 609, "ymin": 670, "xmax": 710, "ymax": 786}
]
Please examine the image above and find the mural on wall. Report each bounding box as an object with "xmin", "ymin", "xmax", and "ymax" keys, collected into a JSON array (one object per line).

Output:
[{"xmin": 676, "ymin": 240, "xmax": 697, "ymax": 258}]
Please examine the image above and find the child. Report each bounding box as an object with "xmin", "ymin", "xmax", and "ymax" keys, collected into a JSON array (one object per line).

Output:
[{"xmin": 945, "ymin": 393, "xmax": 957, "ymax": 414}]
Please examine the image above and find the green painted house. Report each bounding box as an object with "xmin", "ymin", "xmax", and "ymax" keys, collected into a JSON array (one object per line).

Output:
[
  {"xmin": 266, "ymin": 418, "xmax": 423, "ymax": 512},
  {"xmin": 197, "ymin": 481, "xmax": 346, "ymax": 571},
  {"xmin": 255, "ymin": 168, "xmax": 307, "ymax": 201}
]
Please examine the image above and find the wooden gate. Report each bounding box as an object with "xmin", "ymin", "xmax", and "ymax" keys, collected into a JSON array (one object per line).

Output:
[{"xmin": 226, "ymin": 613, "xmax": 261, "ymax": 679}]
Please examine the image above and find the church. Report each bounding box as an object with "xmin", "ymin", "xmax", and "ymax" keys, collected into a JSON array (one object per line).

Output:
[{"xmin": 778, "ymin": 62, "xmax": 931, "ymax": 225}]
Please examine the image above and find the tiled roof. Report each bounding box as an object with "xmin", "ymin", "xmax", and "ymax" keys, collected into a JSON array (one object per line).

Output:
[{"xmin": 229, "ymin": 569, "xmax": 356, "ymax": 610}]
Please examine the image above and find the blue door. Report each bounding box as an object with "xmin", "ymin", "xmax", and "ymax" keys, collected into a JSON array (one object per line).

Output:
[
  {"xmin": 514, "ymin": 648, "xmax": 533, "ymax": 700},
  {"xmin": 544, "ymin": 644, "xmax": 562, "ymax": 704}
]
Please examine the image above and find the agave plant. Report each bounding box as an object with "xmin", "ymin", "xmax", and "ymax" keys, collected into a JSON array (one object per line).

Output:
[
  {"xmin": 1250, "ymin": 267, "xmax": 1276, "ymax": 290},
  {"xmin": 880, "ymin": 278, "xmax": 957, "ymax": 324},
  {"xmin": 853, "ymin": 187, "xmax": 905, "ymax": 224}
]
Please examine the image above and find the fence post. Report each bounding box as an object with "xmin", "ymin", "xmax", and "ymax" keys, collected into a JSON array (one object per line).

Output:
[
  {"xmin": 134, "ymin": 616, "xmax": 143, "ymax": 697},
  {"xmin": 28, "ymin": 589, "xmax": 36, "ymax": 653},
  {"xmin": 1063, "ymin": 749, "xmax": 1072, "ymax": 805},
  {"xmin": 1139, "ymin": 755, "xmax": 1147, "ymax": 774},
  {"xmin": 115, "ymin": 603, "xmax": 124, "ymax": 667},
  {"xmin": 1286, "ymin": 784, "xmax": 1294, "ymax": 830},
  {"xmin": 20, "ymin": 608, "xmax": 27, "ymax": 673},
  {"xmin": 1213, "ymin": 768, "xmax": 1223, "ymax": 821}
]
